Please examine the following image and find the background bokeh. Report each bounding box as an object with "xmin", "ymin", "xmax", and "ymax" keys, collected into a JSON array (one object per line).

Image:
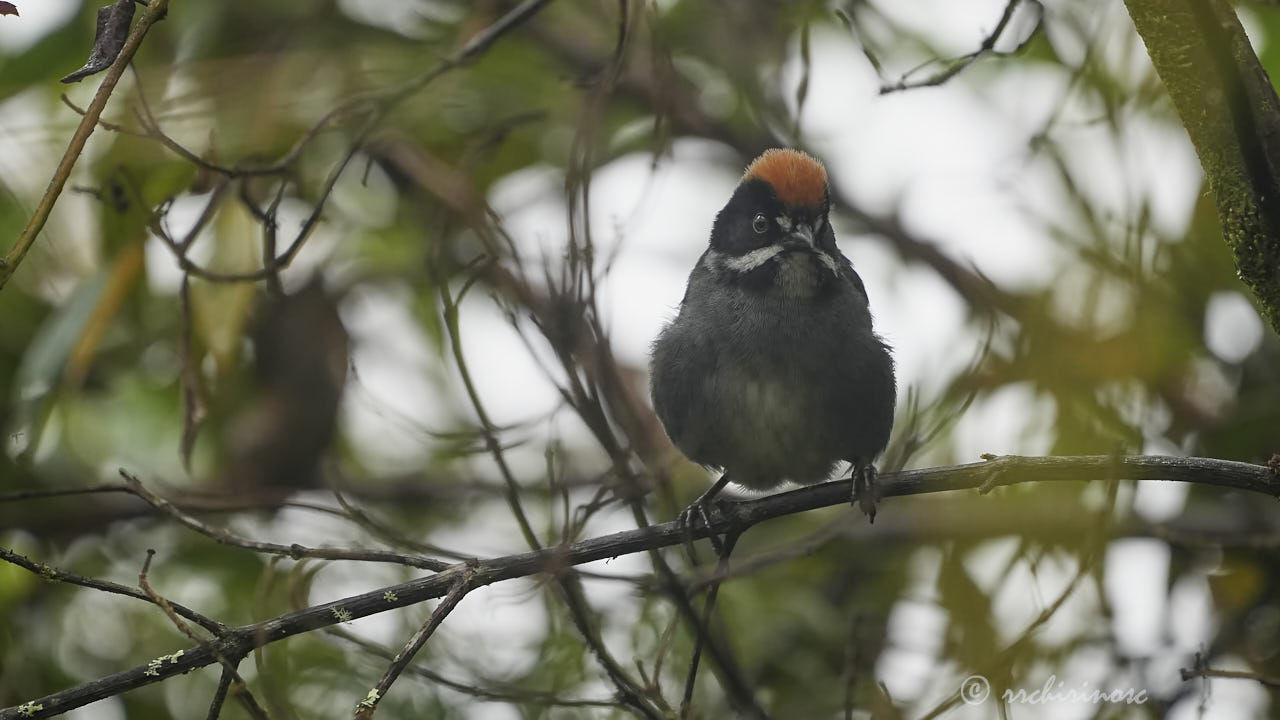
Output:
[{"xmin": 2, "ymin": 1, "xmax": 1279, "ymax": 718}]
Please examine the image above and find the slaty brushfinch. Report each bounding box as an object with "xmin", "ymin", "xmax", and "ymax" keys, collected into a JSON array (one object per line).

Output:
[{"xmin": 650, "ymin": 149, "xmax": 895, "ymax": 521}]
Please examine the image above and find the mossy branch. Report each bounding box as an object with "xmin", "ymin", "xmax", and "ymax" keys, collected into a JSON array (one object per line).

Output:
[{"xmin": 1125, "ymin": 0, "xmax": 1280, "ymax": 335}]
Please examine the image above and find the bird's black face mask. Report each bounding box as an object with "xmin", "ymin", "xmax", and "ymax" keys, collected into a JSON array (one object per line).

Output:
[{"xmin": 706, "ymin": 179, "xmax": 841, "ymax": 298}]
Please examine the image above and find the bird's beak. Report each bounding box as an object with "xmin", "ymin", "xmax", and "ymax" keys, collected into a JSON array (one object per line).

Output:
[{"xmin": 786, "ymin": 223, "xmax": 816, "ymax": 247}]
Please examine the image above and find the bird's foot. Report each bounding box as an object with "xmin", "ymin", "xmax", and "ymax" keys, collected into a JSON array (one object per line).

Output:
[
  {"xmin": 852, "ymin": 463, "xmax": 879, "ymax": 523},
  {"xmin": 676, "ymin": 477, "xmax": 733, "ymax": 556}
]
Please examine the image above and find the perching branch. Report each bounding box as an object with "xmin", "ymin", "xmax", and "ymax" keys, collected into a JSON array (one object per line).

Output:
[{"xmin": 2, "ymin": 454, "xmax": 1275, "ymax": 719}]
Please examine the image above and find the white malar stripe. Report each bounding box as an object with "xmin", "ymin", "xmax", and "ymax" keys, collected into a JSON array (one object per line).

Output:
[
  {"xmin": 816, "ymin": 251, "xmax": 841, "ymax": 275},
  {"xmin": 721, "ymin": 245, "xmax": 785, "ymax": 272},
  {"xmin": 706, "ymin": 246, "xmax": 843, "ymax": 276}
]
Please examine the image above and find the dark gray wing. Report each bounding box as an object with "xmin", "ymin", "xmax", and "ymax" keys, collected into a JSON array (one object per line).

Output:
[{"xmin": 649, "ymin": 314, "xmax": 716, "ymax": 459}]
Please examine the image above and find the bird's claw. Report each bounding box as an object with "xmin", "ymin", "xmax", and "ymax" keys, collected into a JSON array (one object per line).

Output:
[
  {"xmin": 852, "ymin": 464, "xmax": 879, "ymax": 523},
  {"xmin": 674, "ymin": 474, "xmax": 734, "ymax": 556},
  {"xmin": 676, "ymin": 493, "xmax": 729, "ymax": 556},
  {"xmin": 676, "ymin": 501, "xmax": 714, "ymax": 536}
]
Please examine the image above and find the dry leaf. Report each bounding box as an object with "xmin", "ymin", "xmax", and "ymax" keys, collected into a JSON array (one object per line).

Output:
[{"xmin": 61, "ymin": 0, "xmax": 135, "ymax": 83}]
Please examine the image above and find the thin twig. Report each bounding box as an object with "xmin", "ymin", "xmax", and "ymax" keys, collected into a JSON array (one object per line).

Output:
[
  {"xmin": 148, "ymin": 118, "xmax": 371, "ymax": 283},
  {"xmin": 841, "ymin": 614, "xmax": 862, "ymax": 720},
  {"xmin": 144, "ymin": 0, "xmax": 556, "ymax": 286},
  {"xmin": 0, "ymin": 546, "xmax": 224, "ymax": 635},
  {"xmin": 178, "ymin": 273, "xmax": 204, "ymax": 470},
  {"xmin": 880, "ymin": 0, "xmax": 1044, "ymax": 94},
  {"xmin": 138, "ymin": 550, "xmax": 209, "ymax": 646},
  {"xmin": 260, "ymin": 180, "xmax": 287, "ymax": 297},
  {"xmin": 327, "ymin": 485, "xmax": 474, "ymax": 562},
  {"xmin": 355, "ymin": 574, "xmax": 474, "ymax": 718},
  {"xmin": 635, "ymin": 505, "xmax": 768, "ymax": 719},
  {"xmin": 439, "ymin": 275, "xmax": 542, "ymax": 550},
  {"xmin": 328, "ymin": 627, "xmax": 619, "ymax": 708},
  {"xmin": 555, "ymin": 572, "xmax": 666, "ymax": 719},
  {"xmin": 138, "ymin": 551, "xmax": 270, "ymax": 720},
  {"xmin": 1180, "ymin": 652, "xmax": 1280, "ymax": 689},
  {"xmin": 792, "ymin": 18, "xmax": 812, "ymax": 142},
  {"xmin": 0, "ymin": 0, "xmax": 172, "ymax": 290},
  {"xmin": 680, "ymin": 531, "xmax": 741, "ymax": 717},
  {"xmin": 837, "ymin": 7, "xmax": 887, "ymax": 83},
  {"xmin": 59, "ymin": 94, "xmax": 145, "ymax": 136},
  {"xmin": 0, "ymin": 484, "xmax": 132, "ymax": 502},
  {"xmin": 205, "ymin": 666, "xmax": 234, "ymax": 720},
  {"xmin": 117, "ymin": 470, "xmax": 450, "ymax": 571}
]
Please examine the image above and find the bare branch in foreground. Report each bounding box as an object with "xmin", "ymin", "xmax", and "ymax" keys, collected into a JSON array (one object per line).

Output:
[
  {"xmin": 0, "ymin": 546, "xmax": 224, "ymax": 635},
  {"xmin": 1, "ymin": 454, "xmax": 1275, "ymax": 719},
  {"xmin": 328, "ymin": 626, "xmax": 618, "ymax": 709},
  {"xmin": 355, "ymin": 574, "xmax": 473, "ymax": 718},
  {"xmin": 117, "ymin": 470, "xmax": 450, "ymax": 571},
  {"xmin": 137, "ymin": 551, "xmax": 270, "ymax": 720}
]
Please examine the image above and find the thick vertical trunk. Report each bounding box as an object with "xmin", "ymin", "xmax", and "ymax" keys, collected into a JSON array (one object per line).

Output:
[{"xmin": 1125, "ymin": 0, "xmax": 1280, "ymax": 335}]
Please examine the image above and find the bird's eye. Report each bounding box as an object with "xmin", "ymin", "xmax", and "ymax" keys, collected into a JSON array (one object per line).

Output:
[{"xmin": 752, "ymin": 214, "xmax": 769, "ymax": 234}]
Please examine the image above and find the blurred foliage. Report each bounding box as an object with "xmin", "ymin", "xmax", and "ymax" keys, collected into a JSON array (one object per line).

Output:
[{"xmin": 1, "ymin": 0, "xmax": 1279, "ymax": 718}]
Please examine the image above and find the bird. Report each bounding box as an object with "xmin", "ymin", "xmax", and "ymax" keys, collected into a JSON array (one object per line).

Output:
[{"xmin": 649, "ymin": 148, "xmax": 896, "ymax": 524}]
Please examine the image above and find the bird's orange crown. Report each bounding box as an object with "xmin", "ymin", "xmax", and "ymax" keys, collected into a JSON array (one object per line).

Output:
[{"xmin": 743, "ymin": 148, "xmax": 828, "ymax": 209}]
